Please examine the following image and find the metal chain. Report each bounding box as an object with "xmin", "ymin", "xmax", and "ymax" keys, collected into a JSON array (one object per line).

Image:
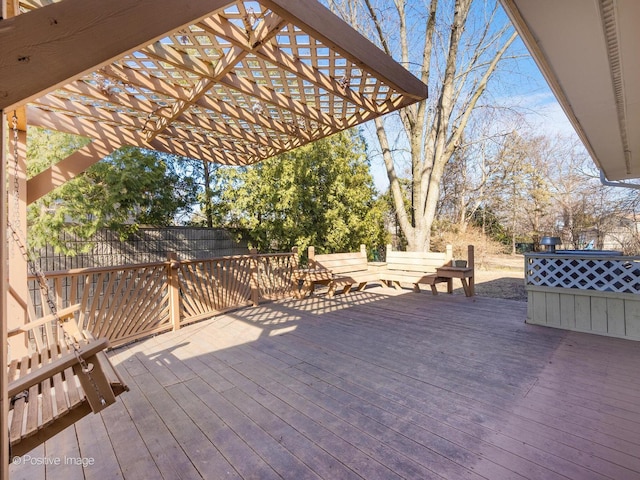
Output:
[
  {"xmin": 9, "ymin": 113, "xmax": 20, "ymax": 259},
  {"xmin": 6, "ymin": 113, "xmax": 106, "ymax": 407}
]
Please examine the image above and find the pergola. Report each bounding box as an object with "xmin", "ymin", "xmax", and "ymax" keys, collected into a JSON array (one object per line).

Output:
[{"xmin": 0, "ymin": 0, "xmax": 427, "ymax": 473}]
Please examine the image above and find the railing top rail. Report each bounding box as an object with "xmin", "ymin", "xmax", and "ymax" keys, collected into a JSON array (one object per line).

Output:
[
  {"xmin": 177, "ymin": 254, "xmax": 253, "ymax": 265},
  {"xmin": 177, "ymin": 251, "xmax": 296, "ymax": 265},
  {"xmin": 254, "ymin": 252, "xmax": 298, "ymax": 258},
  {"xmin": 27, "ymin": 261, "xmax": 168, "ymax": 279},
  {"xmin": 28, "ymin": 251, "xmax": 298, "ymax": 279}
]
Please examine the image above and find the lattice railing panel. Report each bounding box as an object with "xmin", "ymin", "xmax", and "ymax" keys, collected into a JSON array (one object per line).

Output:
[{"xmin": 526, "ymin": 254, "xmax": 640, "ymax": 294}]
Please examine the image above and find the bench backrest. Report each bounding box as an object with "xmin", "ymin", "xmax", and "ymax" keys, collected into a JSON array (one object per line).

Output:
[
  {"xmin": 386, "ymin": 244, "xmax": 453, "ymax": 273},
  {"xmin": 308, "ymin": 245, "xmax": 369, "ymax": 274}
]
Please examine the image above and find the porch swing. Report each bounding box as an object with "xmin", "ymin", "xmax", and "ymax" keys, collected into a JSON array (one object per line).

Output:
[{"xmin": 5, "ymin": 113, "xmax": 128, "ymax": 459}]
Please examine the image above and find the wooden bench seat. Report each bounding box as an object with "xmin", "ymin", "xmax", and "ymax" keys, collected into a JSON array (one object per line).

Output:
[
  {"xmin": 7, "ymin": 303, "xmax": 128, "ymax": 458},
  {"xmin": 307, "ymin": 245, "xmax": 382, "ymax": 297},
  {"xmin": 381, "ymin": 245, "xmax": 453, "ymax": 294}
]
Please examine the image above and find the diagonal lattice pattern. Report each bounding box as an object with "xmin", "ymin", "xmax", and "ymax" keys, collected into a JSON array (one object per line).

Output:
[
  {"xmin": 19, "ymin": 0, "xmax": 426, "ymax": 166},
  {"xmin": 526, "ymin": 254, "xmax": 640, "ymax": 294}
]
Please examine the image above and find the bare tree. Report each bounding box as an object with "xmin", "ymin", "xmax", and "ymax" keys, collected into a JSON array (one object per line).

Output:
[
  {"xmin": 544, "ymin": 138, "xmax": 601, "ymax": 248},
  {"xmin": 437, "ymin": 111, "xmax": 525, "ymax": 232},
  {"xmin": 331, "ymin": 0, "xmax": 518, "ymax": 250}
]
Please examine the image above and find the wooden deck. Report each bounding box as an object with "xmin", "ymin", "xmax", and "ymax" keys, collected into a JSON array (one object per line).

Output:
[{"xmin": 10, "ymin": 288, "xmax": 640, "ymax": 480}]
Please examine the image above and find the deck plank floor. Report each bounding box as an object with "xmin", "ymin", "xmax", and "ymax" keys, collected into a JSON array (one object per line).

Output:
[{"xmin": 10, "ymin": 288, "xmax": 640, "ymax": 479}]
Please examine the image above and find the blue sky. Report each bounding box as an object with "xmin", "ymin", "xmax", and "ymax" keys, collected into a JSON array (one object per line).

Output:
[{"xmin": 345, "ymin": 1, "xmax": 582, "ymax": 193}]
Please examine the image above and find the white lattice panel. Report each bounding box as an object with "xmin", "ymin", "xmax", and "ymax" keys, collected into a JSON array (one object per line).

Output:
[{"xmin": 526, "ymin": 254, "xmax": 640, "ymax": 294}]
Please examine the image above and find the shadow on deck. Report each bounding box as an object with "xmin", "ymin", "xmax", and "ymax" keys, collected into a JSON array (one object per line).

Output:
[{"xmin": 11, "ymin": 288, "xmax": 640, "ymax": 480}]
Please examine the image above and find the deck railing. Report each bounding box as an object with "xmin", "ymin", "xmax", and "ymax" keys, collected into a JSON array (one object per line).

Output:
[{"xmin": 28, "ymin": 250, "xmax": 298, "ymax": 348}]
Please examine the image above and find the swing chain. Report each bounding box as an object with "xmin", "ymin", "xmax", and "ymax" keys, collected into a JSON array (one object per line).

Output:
[
  {"xmin": 11, "ymin": 113, "xmax": 20, "ymax": 235},
  {"xmin": 7, "ymin": 113, "xmax": 106, "ymax": 407}
]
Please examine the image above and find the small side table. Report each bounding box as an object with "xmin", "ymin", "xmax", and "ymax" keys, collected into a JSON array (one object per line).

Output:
[{"xmin": 435, "ymin": 266, "xmax": 474, "ymax": 297}]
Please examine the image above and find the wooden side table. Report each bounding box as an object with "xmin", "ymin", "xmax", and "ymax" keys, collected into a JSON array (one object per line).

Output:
[{"xmin": 435, "ymin": 266, "xmax": 474, "ymax": 297}]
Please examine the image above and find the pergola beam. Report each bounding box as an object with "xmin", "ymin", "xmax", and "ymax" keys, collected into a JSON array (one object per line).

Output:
[
  {"xmin": 27, "ymin": 107, "xmax": 248, "ymax": 165},
  {"xmin": 262, "ymin": 0, "xmax": 428, "ymax": 100},
  {"xmin": 27, "ymin": 139, "xmax": 118, "ymax": 204},
  {"xmin": 0, "ymin": 0, "xmax": 235, "ymax": 110}
]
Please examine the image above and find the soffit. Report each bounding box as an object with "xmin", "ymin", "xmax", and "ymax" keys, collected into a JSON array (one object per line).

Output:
[{"xmin": 500, "ymin": 0, "xmax": 640, "ymax": 180}]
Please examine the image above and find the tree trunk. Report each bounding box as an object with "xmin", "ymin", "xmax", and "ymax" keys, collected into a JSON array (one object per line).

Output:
[{"xmin": 336, "ymin": 0, "xmax": 516, "ymax": 252}]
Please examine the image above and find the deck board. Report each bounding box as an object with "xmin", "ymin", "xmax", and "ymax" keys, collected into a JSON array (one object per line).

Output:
[{"xmin": 10, "ymin": 288, "xmax": 640, "ymax": 479}]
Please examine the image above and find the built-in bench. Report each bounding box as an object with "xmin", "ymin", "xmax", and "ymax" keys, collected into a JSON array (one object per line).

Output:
[
  {"xmin": 307, "ymin": 245, "xmax": 381, "ymax": 297},
  {"xmin": 300, "ymin": 244, "xmax": 474, "ymax": 297},
  {"xmin": 381, "ymin": 244, "xmax": 453, "ymax": 294}
]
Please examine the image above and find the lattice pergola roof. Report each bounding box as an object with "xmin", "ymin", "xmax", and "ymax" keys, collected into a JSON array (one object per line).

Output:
[{"xmin": 4, "ymin": 0, "xmax": 427, "ymax": 168}]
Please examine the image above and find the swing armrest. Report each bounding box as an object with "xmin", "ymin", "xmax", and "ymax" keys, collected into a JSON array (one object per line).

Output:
[
  {"xmin": 8, "ymin": 338, "xmax": 110, "ymax": 398},
  {"xmin": 7, "ymin": 304, "xmax": 82, "ymax": 338}
]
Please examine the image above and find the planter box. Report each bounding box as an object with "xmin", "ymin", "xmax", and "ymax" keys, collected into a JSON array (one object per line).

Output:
[
  {"xmin": 525, "ymin": 252, "xmax": 640, "ymax": 341},
  {"xmin": 527, "ymin": 286, "xmax": 640, "ymax": 340}
]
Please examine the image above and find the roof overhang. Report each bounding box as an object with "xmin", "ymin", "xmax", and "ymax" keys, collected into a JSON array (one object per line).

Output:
[
  {"xmin": 1, "ymin": 0, "xmax": 427, "ymax": 166},
  {"xmin": 500, "ymin": 0, "xmax": 640, "ymax": 180}
]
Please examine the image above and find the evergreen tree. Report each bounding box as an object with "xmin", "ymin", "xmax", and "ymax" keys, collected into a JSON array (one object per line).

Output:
[
  {"xmin": 221, "ymin": 130, "xmax": 387, "ymax": 258},
  {"xmin": 27, "ymin": 128, "xmax": 197, "ymax": 254}
]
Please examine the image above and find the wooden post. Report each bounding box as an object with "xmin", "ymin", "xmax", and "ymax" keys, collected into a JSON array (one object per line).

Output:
[
  {"xmin": 1, "ymin": 108, "xmax": 10, "ymax": 479},
  {"xmin": 360, "ymin": 244, "xmax": 367, "ymax": 258},
  {"xmin": 290, "ymin": 247, "xmax": 299, "ymax": 297},
  {"xmin": 308, "ymin": 246, "xmax": 316, "ymax": 269},
  {"xmin": 4, "ymin": 0, "xmax": 19, "ymax": 18},
  {"xmin": 250, "ymin": 248, "xmax": 260, "ymax": 307},
  {"xmin": 167, "ymin": 252, "xmax": 181, "ymax": 331},
  {"xmin": 468, "ymin": 245, "xmax": 475, "ymax": 296}
]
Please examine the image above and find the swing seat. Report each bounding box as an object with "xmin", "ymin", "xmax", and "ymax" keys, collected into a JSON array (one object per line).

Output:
[{"xmin": 7, "ymin": 304, "xmax": 128, "ymax": 458}]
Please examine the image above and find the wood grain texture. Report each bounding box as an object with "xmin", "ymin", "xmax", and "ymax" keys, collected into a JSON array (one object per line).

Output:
[
  {"xmin": 12, "ymin": 290, "xmax": 640, "ymax": 479},
  {"xmin": 0, "ymin": 0, "xmax": 233, "ymax": 109}
]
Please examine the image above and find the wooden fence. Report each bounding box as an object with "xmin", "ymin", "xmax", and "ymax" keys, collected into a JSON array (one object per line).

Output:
[{"xmin": 27, "ymin": 250, "xmax": 298, "ymax": 349}]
